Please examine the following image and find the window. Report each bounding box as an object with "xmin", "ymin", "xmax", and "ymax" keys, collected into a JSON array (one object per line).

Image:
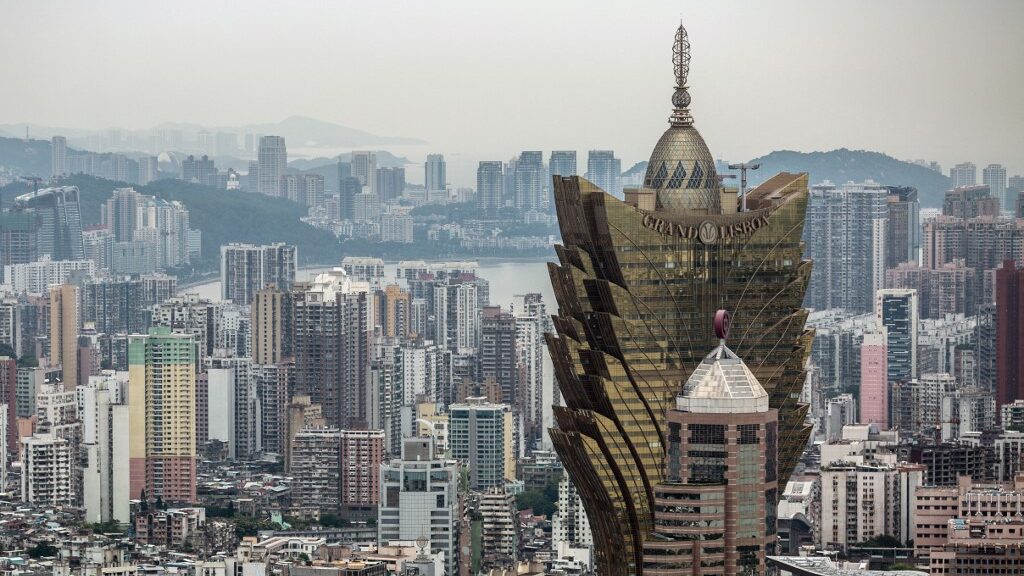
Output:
[
  {"xmin": 689, "ymin": 424, "xmax": 725, "ymax": 445},
  {"xmin": 739, "ymin": 424, "xmax": 759, "ymax": 444}
]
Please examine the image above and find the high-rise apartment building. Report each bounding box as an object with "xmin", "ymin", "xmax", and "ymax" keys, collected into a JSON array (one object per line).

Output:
[
  {"xmin": 253, "ymin": 286, "xmax": 287, "ymax": 365},
  {"xmin": 876, "ymin": 289, "xmax": 919, "ymax": 386},
  {"xmin": 182, "ymin": 155, "xmax": 216, "ymax": 185},
  {"xmin": 51, "ymin": 136, "xmax": 67, "ymax": 177},
  {"xmin": 103, "ymin": 187, "xmax": 141, "ymax": 242},
  {"xmin": 425, "ymin": 154, "xmax": 447, "ymax": 201},
  {"xmin": 859, "ymin": 331, "xmax": 889, "ymax": 428},
  {"xmin": 950, "ymin": 162, "xmax": 977, "ymax": 188},
  {"xmin": 79, "ymin": 374, "xmax": 130, "ymax": 523},
  {"xmin": 512, "ymin": 293, "xmax": 547, "ymax": 448},
  {"xmin": 128, "ymin": 328, "xmax": 197, "ymax": 504},
  {"xmin": 549, "ymin": 151, "xmax": 577, "ymax": 180},
  {"xmin": 378, "ymin": 437, "xmax": 459, "ymax": 575},
  {"xmin": 479, "ymin": 306, "xmax": 517, "ymax": 409},
  {"xmin": 280, "ymin": 173, "xmax": 325, "ymax": 207},
  {"xmin": 292, "ymin": 269, "xmax": 370, "ymax": 429},
  {"xmin": 886, "ymin": 261, "xmax": 977, "ymax": 319},
  {"xmin": 375, "ymin": 167, "xmax": 406, "ymax": 201},
  {"xmin": 339, "ymin": 176, "xmax": 361, "ymax": 221},
  {"xmin": 351, "ymin": 151, "xmax": 378, "ymax": 196},
  {"xmin": 339, "ymin": 429, "xmax": 385, "ymax": 519},
  {"xmin": 942, "ymin": 185, "xmax": 999, "ymax": 218},
  {"xmin": 21, "ymin": 435, "xmax": 74, "ymax": 506},
  {"xmin": 804, "ymin": 180, "xmax": 889, "ymax": 313},
  {"xmin": 982, "ymin": 163, "xmax": 1008, "ymax": 210},
  {"xmin": 996, "ymin": 260, "xmax": 1024, "ymax": 414},
  {"xmin": 585, "ymin": 150, "xmax": 622, "ymax": 200},
  {"xmin": 514, "ymin": 151, "xmax": 545, "ymax": 213},
  {"xmin": 251, "ymin": 362, "xmax": 291, "ymax": 456},
  {"xmin": 1010, "ymin": 175, "xmax": 1024, "ymax": 216},
  {"xmin": 477, "ymin": 161, "xmax": 504, "ymax": 217},
  {"xmin": 50, "ymin": 284, "xmax": 79, "ymax": 390},
  {"xmin": 640, "ymin": 329, "xmax": 779, "ymax": 576},
  {"xmin": 818, "ymin": 425, "xmax": 925, "ymax": 551},
  {"xmin": 450, "ymin": 398, "xmax": 514, "ymax": 490},
  {"xmin": 922, "ymin": 215, "xmax": 1024, "ymax": 272},
  {"xmin": 13, "ymin": 186, "xmax": 85, "ymax": 261},
  {"xmin": 290, "ymin": 427, "xmax": 341, "ymax": 512},
  {"xmin": 551, "ymin": 473, "xmax": 592, "ymax": 552},
  {"xmin": 885, "ymin": 186, "xmax": 919, "ymax": 268},
  {"xmin": 257, "ymin": 136, "xmax": 287, "ymax": 197},
  {"xmin": 220, "ymin": 243, "xmax": 297, "ymax": 305},
  {"xmin": 137, "ymin": 156, "xmax": 158, "ymax": 186},
  {"xmin": 548, "ymin": 24, "xmax": 812, "ymax": 575}
]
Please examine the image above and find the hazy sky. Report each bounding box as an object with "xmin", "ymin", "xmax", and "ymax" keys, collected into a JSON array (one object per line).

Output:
[{"xmin": 2, "ymin": 0, "xmax": 1022, "ymax": 183}]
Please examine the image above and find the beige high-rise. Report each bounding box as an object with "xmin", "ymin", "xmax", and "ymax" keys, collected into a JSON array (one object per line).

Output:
[
  {"xmin": 253, "ymin": 286, "xmax": 284, "ymax": 365},
  {"xmin": 49, "ymin": 284, "xmax": 78, "ymax": 390}
]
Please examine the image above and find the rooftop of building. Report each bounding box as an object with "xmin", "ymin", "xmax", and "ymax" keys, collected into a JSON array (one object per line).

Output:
[
  {"xmin": 677, "ymin": 342, "xmax": 769, "ymax": 413},
  {"xmin": 767, "ymin": 556, "xmax": 927, "ymax": 576}
]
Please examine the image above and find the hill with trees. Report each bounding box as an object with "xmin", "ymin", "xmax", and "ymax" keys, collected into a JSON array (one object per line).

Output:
[{"xmin": 0, "ymin": 174, "xmax": 341, "ymax": 275}]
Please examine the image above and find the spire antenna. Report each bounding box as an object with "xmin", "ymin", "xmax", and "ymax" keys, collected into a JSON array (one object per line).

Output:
[{"xmin": 670, "ymin": 23, "xmax": 693, "ymax": 126}]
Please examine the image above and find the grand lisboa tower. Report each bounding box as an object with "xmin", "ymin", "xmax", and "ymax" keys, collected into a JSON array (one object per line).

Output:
[{"xmin": 547, "ymin": 21, "xmax": 814, "ymax": 576}]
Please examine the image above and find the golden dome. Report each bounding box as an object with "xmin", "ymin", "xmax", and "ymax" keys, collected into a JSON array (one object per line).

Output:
[{"xmin": 644, "ymin": 22, "xmax": 720, "ymax": 215}]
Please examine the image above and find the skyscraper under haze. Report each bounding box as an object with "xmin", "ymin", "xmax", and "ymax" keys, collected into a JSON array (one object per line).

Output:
[
  {"xmin": 51, "ymin": 136, "xmax": 67, "ymax": 177},
  {"xmin": 585, "ymin": 150, "xmax": 622, "ymax": 199},
  {"xmin": 549, "ymin": 150, "xmax": 577, "ymax": 179},
  {"xmin": 351, "ymin": 151, "xmax": 377, "ymax": 196},
  {"xmin": 983, "ymin": 163, "xmax": 1008, "ymax": 210},
  {"xmin": 257, "ymin": 136, "xmax": 287, "ymax": 197},
  {"xmin": 425, "ymin": 154, "xmax": 447, "ymax": 201},
  {"xmin": 477, "ymin": 161, "xmax": 504, "ymax": 217},
  {"xmin": 548, "ymin": 23, "xmax": 812, "ymax": 575},
  {"xmin": 950, "ymin": 162, "xmax": 977, "ymax": 188},
  {"xmin": 514, "ymin": 151, "xmax": 545, "ymax": 212},
  {"xmin": 13, "ymin": 186, "xmax": 85, "ymax": 261}
]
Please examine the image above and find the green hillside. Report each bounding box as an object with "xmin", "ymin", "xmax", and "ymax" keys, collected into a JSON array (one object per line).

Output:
[
  {"xmin": 0, "ymin": 174, "xmax": 341, "ymax": 274},
  {"xmin": 0, "ymin": 136, "xmax": 51, "ymax": 177},
  {"xmin": 735, "ymin": 149, "xmax": 953, "ymax": 208}
]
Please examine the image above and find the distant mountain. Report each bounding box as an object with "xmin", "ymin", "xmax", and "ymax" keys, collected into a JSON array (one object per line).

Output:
[
  {"xmin": 622, "ymin": 161, "xmax": 647, "ymax": 178},
  {"xmin": 628, "ymin": 149, "xmax": 953, "ymax": 208},
  {"xmin": 734, "ymin": 149, "xmax": 952, "ymax": 208},
  {"xmin": 239, "ymin": 115, "xmax": 424, "ymax": 147},
  {"xmin": 0, "ymin": 136, "xmax": 52, "ymax": 177}
]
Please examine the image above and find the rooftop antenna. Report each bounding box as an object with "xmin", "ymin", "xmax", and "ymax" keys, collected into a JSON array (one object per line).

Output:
[{"xmin": 727, "ymin": 162, "xmax": 761, "ymax": 211}]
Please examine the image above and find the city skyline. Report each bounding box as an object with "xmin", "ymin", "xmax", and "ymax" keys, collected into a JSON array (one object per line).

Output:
[{"xmin": 2, "ymin": 1, "xmax": 1022, "ymax": 184}]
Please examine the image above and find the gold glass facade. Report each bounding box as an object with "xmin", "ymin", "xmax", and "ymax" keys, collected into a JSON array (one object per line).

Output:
[{"xmin": 547, "ymin": 172, "xmax": 813, "ymax": 575}]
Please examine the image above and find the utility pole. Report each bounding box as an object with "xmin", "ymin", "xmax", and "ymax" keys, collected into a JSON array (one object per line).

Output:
[{"xmin": 727, "ymin": 162, "xmax": 761, "ymax": 212}]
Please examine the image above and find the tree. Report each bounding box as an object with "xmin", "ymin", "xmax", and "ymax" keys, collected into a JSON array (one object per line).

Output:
[
  {"xmin": 854, "ymin": 534, "xmax": 904, "ymax": 548},
  {"xmin": 515, "ymin": 478, "xmax": 560, "ymax": 518},
  {"xmin": 27, "ymin": 542, "xmax": 58, "ymax": 558}
]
